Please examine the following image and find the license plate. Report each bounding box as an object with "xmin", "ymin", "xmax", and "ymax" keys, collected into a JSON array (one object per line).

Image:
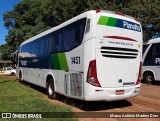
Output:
[{"xmin": 116, "ymin": 90, "xmax": 124, "ymax": 95}]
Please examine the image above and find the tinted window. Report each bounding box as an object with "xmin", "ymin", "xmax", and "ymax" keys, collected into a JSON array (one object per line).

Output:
[
  {"xmin": 53, "ymin": 29, "xmax": 64, "ymax": 52},
  {"xmin": 76, "ymin": 18, "xmax": 86, "ymax": 45},
  {"xmin": 20, "ymin": 44, "xmax": 29, "ymax": 58},
  {"xmin": 146, "ymin": 43, "xmax": 160, "ymax": 58},
  {"xmin": 143, "ymin": 44, "xmax": 149, "ymax": 54},
  {"xmin": 63, "ymin": 18, "xmax": 86, "ymax": 52},
  {"xmin": 41, "ymin": 33, "xmax": 53, "ymax": 55},
  {"xmin": 63, "ymin": 23, "xmax": 76, "ymax": 51},
  {"xmin": 20, "ymin": 18, "xmax": 86, "ymax": 56},
  {"xmin": 7, "ymin": 68, "xmax": 11, "ymax": 71},
  {"xmin": 38, "ymin": 37, "xmax": 46, "ymax": 56},
  {"xmin": 29, "ymin": 41, "xmax": 37, "ymax": 57}
]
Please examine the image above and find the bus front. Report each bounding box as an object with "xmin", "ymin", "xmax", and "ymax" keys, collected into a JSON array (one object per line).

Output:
[{"xmin": 84, "ymin": 10, "xmax": 142, "ymax": 101}]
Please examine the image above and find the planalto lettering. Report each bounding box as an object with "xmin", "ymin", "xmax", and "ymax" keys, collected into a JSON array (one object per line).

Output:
[
  {"xmin": 123, "ymin": 21, "xmax": 141, "ymax": 32},
  {"xmin": 155, "ymin": 58, "xmax": 160, "ymax": 64}
]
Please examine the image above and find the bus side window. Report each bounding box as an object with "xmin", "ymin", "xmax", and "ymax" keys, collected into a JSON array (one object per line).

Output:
[
  {"xmin": 146, "ymin": 45, "xmax": 153, "ymax": 58},
  {"xmin": 143, "ymin": 45, "xmax": 149, "ymax": 54},
  {"xmin": 63, "ymin": 23, "xmax": 76, "ymax": 51},
  {"xmin": 154, "ymin": 44, "xmax": 160, "ymax": 57},
  {"xmin": 76, "ymin": 18, "xmax": 86, "ymax": 46},
  {"xmin": 152, "ymin": 45, "xmax": 158, "ymax": 57},
  {"xmin": 48, "ymin": 34, "xmax": 53, "ymax": 54},
  {"xmin": 54, "ymin": 29, "xmax": 64, "ymax": 52},
  {"xmin": 146, "ymin": 43, "xmax": 160, "ymax": 58}
]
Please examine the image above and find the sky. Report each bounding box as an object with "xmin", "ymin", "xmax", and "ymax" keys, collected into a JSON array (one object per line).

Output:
[{"xmin": 0, "ymin": 0, "xmax": 22, "ymax": 46}]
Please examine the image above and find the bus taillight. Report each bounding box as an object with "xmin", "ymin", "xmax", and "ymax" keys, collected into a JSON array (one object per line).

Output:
[
  {"xmin": 87, "ymin": 60, "xmax": 101, "ymax": 87},
  {"xmin": 136, "ymin": 62, "xmax": 142, "ymax": 85}
]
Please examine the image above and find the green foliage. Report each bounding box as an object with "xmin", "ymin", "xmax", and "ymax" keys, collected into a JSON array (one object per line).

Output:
[
  {"xmin": 0, "ymin": 44, "xmax": 12, "ymax": 60},
  {"xmin": 121, "ymin": 0, "xmax": 160, "ymax": 41},
  {"xmin": 1, "ymin": 0, "xmax": 160, "ymax": 59}
]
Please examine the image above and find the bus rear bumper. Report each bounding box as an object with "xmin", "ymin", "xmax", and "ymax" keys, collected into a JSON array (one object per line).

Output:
[{"xmin": 84, "ymin": 84, "xmax": 141, "ymax": 101}]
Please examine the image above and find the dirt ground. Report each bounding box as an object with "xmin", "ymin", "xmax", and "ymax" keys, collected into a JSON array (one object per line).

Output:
[
  {"xmin": 2, "ymin": 75, "xmax": 160, "ymax": 121},
  {"xmin": 66, "ymin": 83, "xmax": 160, "ymax": 121}
]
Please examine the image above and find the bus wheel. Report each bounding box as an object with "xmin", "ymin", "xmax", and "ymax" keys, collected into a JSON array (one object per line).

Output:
[
  {"xmin": 47, "ymin": 78, "xmax": 56, "ymax": 99},
  {"xmin": 144, "ymin": 73, "xmax": 155, "ymax": 85}
]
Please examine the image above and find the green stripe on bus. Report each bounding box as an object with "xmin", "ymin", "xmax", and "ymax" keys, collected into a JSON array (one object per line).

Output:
[
  {"xmin": 97, "ymin": 16, "xmax": 117, "ymax": 26},
  {"xmin": 107, "ymin": 17, "xmax": 117, "ymax": 26},
  {"xmin": 97, "ymin": 16, "xmax": 109, "ymax": 25},
  {"xmin": 58, "ymin": 53, "xmax": 69, "ymax": 70},
  {"xmin": 51, "ymin": 53, "xmax": 69, "ymax": 70},
  {"xmin": 51, "ymin": 54, "xmax": 60, "ymax": 69}
]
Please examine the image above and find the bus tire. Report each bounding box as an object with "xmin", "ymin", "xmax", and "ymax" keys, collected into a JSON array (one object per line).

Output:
[
  {"xmin": 144, "ymin": 73, "xmax": 155, "ymax": 85},
  {"xmin": 47, "ymin": 78, "xmax": 56, "ymax": 99}
]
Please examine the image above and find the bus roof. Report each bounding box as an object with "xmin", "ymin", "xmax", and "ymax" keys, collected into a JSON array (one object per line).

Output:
[
  {"xmin": 20, "ymin": 10, "xmax": 140, "ymax": 46},
  {"xmin": 97, "ymin": 10, "xmax": 139, "ymax": 22},
  {"xmin": 145, "ymin": 38, "xmax": 160, "ymax": 44}
]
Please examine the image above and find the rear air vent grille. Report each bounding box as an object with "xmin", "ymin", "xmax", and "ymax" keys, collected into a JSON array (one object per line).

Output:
[
  {"xmin": 70, "ymin": 73, "xmax": 82, "ymax": 97},
  {"xmin": 101, "ymin": 46, "xmax": 138, "ymax": 59}
]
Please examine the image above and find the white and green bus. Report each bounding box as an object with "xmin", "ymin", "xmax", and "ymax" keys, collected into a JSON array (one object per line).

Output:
[{"xmin": 13, "ymin": 10, "xmax": 142, "ymax": 101}]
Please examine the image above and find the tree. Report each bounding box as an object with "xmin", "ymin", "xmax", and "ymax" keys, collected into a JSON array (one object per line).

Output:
[
  {"xmin": 1, "ymin": 0, "xmax": 160, "ymax": 59},
  {"xmin": 0, "ymin": 44, "xmax": 12, "ymax": 60},
  {"xmin": 121, "ymin": 0, "xmax": 160, "ymax": 40}
]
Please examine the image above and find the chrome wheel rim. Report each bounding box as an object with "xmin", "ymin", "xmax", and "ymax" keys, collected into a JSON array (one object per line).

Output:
[{"xmin": 48, "ymin": 83, "xmax": 53, "ymax": 95}]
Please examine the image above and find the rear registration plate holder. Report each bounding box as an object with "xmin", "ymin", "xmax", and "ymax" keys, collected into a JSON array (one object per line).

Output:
[{"xmin": 116, "ymin": 90, "xmax": 124, "ymax": 95}]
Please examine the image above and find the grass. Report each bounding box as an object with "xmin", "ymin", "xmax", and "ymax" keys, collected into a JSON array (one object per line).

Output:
[{"xmin": 0, "ymin": 76, "xmax": 77, "ymax": 121}]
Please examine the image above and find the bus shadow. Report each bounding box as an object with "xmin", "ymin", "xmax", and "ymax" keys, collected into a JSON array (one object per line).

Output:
[
  {"xmin": 80, "ymin": 100, "xmax": 132, "ymax": 111},
  {"xmin": 54, "ymin": 95, "xmax": 132, "ymax": 111},
  {"xmin": 141, "ymin": 81, "xmax": 160, "ymax": 86},
  {"xmin": 18, "ymin": 80, "xmax": 47, "ymax": 94},
  {"xmin": 18, "ymin": 80, "xmax": 132, "ymax": 111},
  {"xmin": 156, "ymin": 81, "xmax": 160, "ymax": 85}
]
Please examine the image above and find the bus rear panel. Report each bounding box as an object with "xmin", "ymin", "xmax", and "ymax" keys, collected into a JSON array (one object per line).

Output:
[{"xmin": 84, "ymin": 10, "xmax": 142, "ymax": 101}]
